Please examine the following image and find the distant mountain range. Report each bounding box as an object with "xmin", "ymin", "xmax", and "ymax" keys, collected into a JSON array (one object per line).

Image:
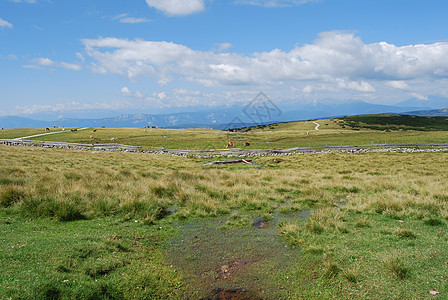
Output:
[{"xmin": 1, "ymin": 97, "xmax": 447, "ymax": 129}]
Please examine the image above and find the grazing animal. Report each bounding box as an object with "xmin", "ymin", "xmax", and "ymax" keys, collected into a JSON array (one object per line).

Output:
[
  {"xmin": 226, "ymin": 141, "xmax": 236, "ymax": 148},
  {"xmin": 45, "ymin": 128, "xmax": 50, "ymax": 132},
  {"xmin": 111, "ymin": 137, "xmax": 115, "ymax": 142},
  {"xmin": 93, "ymin": 129, "xmax": 97, "ymax": 132},
  {"xmin": 61, "ymin": 128, "xmax": 65, "ymax": 131},
  {"xmin": 71, "ymin": 129, "xmax": 77, "ymax": 132},
  {"xmin": 90, "ymin": 135, "xmax": 95, "ymax": 139},
  {"xmin": 244, "ymin": 141, "xmax": 250, "ymax": 147}
]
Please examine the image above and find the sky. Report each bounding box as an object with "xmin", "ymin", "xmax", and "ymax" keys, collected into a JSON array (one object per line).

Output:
[{"xmin": 1, "ymin": 0, "xmax": 448, "ymax": 119}]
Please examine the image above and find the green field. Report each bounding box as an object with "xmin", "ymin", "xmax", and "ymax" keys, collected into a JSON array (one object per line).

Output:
[
  {"xmin": 1, "ymin": 115, "xmax": 447, "ymax": 150},
  {"xmin": 1, "ymin": 116, "xmax": 448, "ymax": 299}
]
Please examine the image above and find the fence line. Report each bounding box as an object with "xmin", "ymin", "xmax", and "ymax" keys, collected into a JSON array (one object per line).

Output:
[{"xmin": 1, "ymin": 139, "xmax": 448, "ymax": 158}]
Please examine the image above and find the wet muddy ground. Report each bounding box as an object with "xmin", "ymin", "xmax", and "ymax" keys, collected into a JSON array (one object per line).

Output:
[{"xmin": 166, "ymin": 212, "xmax": 310, "ymax": 299}]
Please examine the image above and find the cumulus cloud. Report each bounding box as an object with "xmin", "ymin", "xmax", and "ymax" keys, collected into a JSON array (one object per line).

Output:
[
  {"xmin": 121, "ymin": 86, "xmax": 145, "ymax": 99},
  {"xmin": 0, "ymin": 18, "xmax": 13, "ymax": 29},
  {"xmin": 81, "ymin": 31, "xmax": 448, "ymax": 94},
  {"xmin": 24, "ymin": 57, "xmax": 82, "ymax": 71},
  {"xmin": 145, "ymin": 0, "xmax": 205, "ymax": 16},
  {"xmin": 235, "ymin": 0, "xmax": 318, "ymax": 7}
]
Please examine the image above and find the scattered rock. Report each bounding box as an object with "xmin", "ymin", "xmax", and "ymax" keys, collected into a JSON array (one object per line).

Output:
[
  {"xmin": 429, "ymin": 290, "xmax": 440, "ymax": 295},
  {"xmin": 252, "ymin": 218, "xmax": 267, "ymax": 229}
]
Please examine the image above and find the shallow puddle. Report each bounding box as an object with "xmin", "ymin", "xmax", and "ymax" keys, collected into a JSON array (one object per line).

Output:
[{"xmin": 166, "ymin": 214, "xmax": 306, "ymax": 299}]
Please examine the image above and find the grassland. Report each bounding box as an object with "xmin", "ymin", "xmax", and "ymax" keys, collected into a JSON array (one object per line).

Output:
[
  {"xmin": 1, "ymin": 129, "xmax": 448, "ymax": 299},
  {"xmin": 1, "ymin": 115, "xmax": 447, "ymax": 150}
]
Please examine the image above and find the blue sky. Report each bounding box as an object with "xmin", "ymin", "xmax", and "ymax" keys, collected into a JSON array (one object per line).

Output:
[{"xmin": 1, "ymin": 0, "xmax": 448, "ymax": 118}]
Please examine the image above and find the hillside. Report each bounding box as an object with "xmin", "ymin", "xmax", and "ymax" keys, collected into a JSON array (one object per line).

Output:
[
  {"xmin": 1, "ymin": 115, "xmax": 448, "ymax": 150},
  {"xmin": 338, "ymin": 114, "xmax": 448, "ymax": 131}
]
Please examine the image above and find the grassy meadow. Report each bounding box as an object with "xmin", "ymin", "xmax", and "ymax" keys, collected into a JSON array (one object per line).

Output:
[
  {"xmin": 1, "ymin": 115, "xmax": 447, "ymax": 150},
  {"xmin": 1, "ymin": 126, "xmax": 448, "ymax": 299}
]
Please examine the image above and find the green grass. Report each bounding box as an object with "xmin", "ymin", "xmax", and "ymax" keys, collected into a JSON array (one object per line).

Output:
[
  {"xmin": 2, "ymin": 115, "xmax": 447, "ymax": 150},
  {"xmin": 340, "ymin": 114, "xmax": 448, "ymax": 131},
  {"xmin": 1, "ymin": 122, "xmax": 448, "ymax": 299},
  {"xmin": 0, "ymin": 215, "xmax": 183, "ymax": 299}
]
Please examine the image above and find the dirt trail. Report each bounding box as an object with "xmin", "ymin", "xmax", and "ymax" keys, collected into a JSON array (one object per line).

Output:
[
  {"xmin": 312, "ymin": 121, "xmax": 320, "ymax": 130},
  {"xmin": 12, "ymin": 127, "xmax": 88, "ymax": 140}
]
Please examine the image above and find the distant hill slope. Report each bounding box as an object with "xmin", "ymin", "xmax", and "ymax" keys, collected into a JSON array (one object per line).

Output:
[
  {"xmin": 0, "ymin": 116, "xmax": 50, "ymax": 129},
  {"xmin": 339, "ymin": 114, "xmax": 448, "ymax": 131},
  {"xmin": 403, "ymin": 108, "xmax": 448, "ymax": 117}
]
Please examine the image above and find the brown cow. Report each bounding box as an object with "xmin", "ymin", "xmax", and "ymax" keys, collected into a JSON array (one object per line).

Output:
[
  {"xmin": 244, "ymin": 141, "xmax": 250, "ymax": 147},
  {"xmin": 226, "ymin": 141, "xmax": 236, "ymax": 148},
  {"xmin": 90, "ymin": 135, "xmax": 95, "ymax": 140}
]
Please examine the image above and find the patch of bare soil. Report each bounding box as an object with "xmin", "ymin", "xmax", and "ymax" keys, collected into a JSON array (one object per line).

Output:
[{"xmin": 218, "ymin": 260, "xmax": 252, "ymax": 280}]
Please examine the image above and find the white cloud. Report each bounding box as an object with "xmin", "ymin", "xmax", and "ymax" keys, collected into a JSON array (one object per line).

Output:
[
  {"xmin": 82, "ymin": 32, "xmax": 448, "ymax": 93},
  {"xmin": 409, "ymin": 92, "xmax": 428, "ymax": 101},
  {"xmin": 145, "ymin": 0, "xmax": 205, "ymax": 16},
  {"xmin": 76, "ymin": 52, "xmax": 85, "ymax": 63},
  {"xmin": 387, "ymin": 80, "xmax": 409, "ymax": 90},
  {"xmin": 24, "ymin": 57, "xmax": 82, "ymax": 71},
  {"xmin": 10, "ymin": 0, "xmax": 36, "ymax": 3},
  {"xmin": 0, "ymin": 54, "xmax": 18, "ymax": 60},
  {"xmin": 235, "ymin": 0, "xmax": 317, "ymax": 7},
  {"xmin": 14, "ymin": 101, "xmax": 129, "ymax": 116},
  {"xmin": 0, "ymin": 18, "xmax": 13, "ymax": 29},
  {"xmin": 121, "ymin": 86, "xmax": 145, "ymax": 99},
  {"xmin": 336, "ymin": 78, "xmax": 375, "ymax": 92},
  {"xmin": 215, "ymin": 43, "xmax": 232, "ymax": 52},
  {"xmin": 119, "ymin": 17, "xmax": 151, "ymax": 24},
  {"xmin": 121, "ymin": 86, "xmax": 132, "ymax": 96}
]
